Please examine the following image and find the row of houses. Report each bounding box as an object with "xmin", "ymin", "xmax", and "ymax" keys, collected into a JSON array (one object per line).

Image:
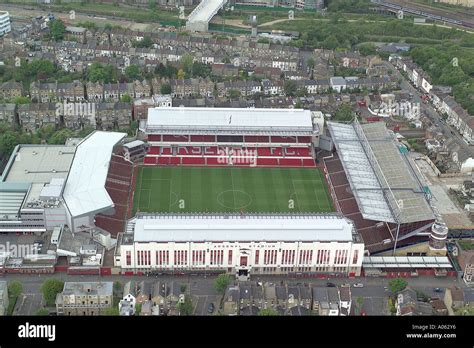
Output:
[
  {"xmin": 390, "ymin": 55, "xmax": 473, "ymax": 144},
  {"xmin": 0, "ymin": 102, "xmax": 132, "ymax": 131},
  {"xmin": 222, "ymin": 282, "xmax": 352, "ymax": 316},
  {"xmin": 396, "ymin": 286, "xmax": 474, "ymax": 316}
]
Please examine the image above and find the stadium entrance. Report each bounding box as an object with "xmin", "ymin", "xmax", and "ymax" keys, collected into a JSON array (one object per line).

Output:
[{"xmin": 237, "ymin": 268, "xmax": 250, "ymax": 281}]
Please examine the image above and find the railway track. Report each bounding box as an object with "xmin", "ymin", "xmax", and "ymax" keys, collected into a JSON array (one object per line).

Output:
[{"xmin": 371, "ymin": 0, "xmax": 474, "ymax": 29}]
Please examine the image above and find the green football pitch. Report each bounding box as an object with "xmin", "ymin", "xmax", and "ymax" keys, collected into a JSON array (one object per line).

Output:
[{"xmin": 133, "ymin": 166, "xmax": 334, "ymax": 214}]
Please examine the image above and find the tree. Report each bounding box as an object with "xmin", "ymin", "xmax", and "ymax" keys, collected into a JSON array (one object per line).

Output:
[
  {"xmin": 177, "ymin": 68, "xmax": 186, "ymax": 80},
  {"xmin": 8, "ymin": 281, "xmax": 22, "ymax": 298},
  {"xmin": 177, "ymin": 296, "xmax": 193, "ymax": 316},
  {"xmin": 35, "ymin": 308, "xmax": 49, "ymax": 316},
  {"xmin": 228, "ymin": 89, "xmax": 241, "ymax": 99},
  {"xmin": 40, "ymin": 279, "xmax": 64, "ymax": 306},
  {"xmin": 113, "ymin": 281, "xmax": 122, "ymax": 294},
  {"xmin": 133, "ymin": 36, "xmax": 153, "ymax": 48},
  {"xmin": 103, "ymin": 307, "xmax": 120, "ymax": 316},
  {"xmin": 214, "ymin": 274, "xmax": 230, "ymax": 295},
  {"xmin": 124, "ymin": 65, "xmax": 141, "ymax": 81},
  {"xmin": 284, "ymin": 80, "xmax": 297, "ymax": 97},
  {"xmin": 358, "ymin": 43, "xmax": 376, "ymax": 57},
  {"xmin": 13, "ymin": 96, "xmax": 30, "ymax": 105},
  {"xmin": 48, "ymin": 19, "xmax": 66, "ymax": 42},
  {"xmin": 191, "ymin": 62, "xmax": 211, "ymax": 78},
  {"xmin": 179, "ymin": 53, "xmax": 194, "ymax": 74},
  {"xmin": 180, "ymin": 284, "xmax": 187, "ymax": 293},
  {"xmin": 306, "ymin": 57, "xmax": 315, "ymax": 71},
  {"xmin": 48, "ymin": 129, "xmax": 75, "ymax": 145},
  {"xmin": 355, "ymin": 297, "xmax": 365, "ymax": 315},
  {"xmin": 258, "ymin": 308, "xmax": 278, "ymax": 316},
  {"xmin": 135, "ymin": 303, "xmax": 142, "ymax": 315},
  {"xmin": 388, "ymin": 278, "xmax": 408, "ymax": 295},
  {"xmin": 160, "ymin": 83, "xmax": 172, "ymax": 95},
  {"xmin": 120, "ymin": 94, "xmax": 132, "ymax": 103},
  {"xmin": 334, "ymin": 103, "xmax": 354, "ymax": 122}
]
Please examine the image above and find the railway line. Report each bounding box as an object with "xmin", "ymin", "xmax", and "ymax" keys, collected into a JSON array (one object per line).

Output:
[{"xmin": 370, "ymin": 0, "xmax": 474, "ymax": 29}]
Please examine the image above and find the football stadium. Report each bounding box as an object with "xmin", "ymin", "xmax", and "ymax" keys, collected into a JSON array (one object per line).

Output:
[{"xmin": 113, "ymin": 107, "xmax": 451, "ymax": 279}]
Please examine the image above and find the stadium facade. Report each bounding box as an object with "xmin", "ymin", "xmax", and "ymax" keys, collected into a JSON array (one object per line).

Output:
[
  {"xmin": 142, "ymin": 107, "xmax": 323, "ymax": 167},
  {"xmin": 114, "ymin": 213, "xmax": 364, "ymax": 278}
]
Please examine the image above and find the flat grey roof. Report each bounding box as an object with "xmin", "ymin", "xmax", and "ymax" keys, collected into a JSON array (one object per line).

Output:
[
  {"xmin": 62, "ymin": 282, "xmax": 113, "ymax": 296},
  {"xmin": 3, "ymin": 145, "xmax": 75, "ymax": 184},
  {"xmin": 132, "ymin": 214, "xmax": 355, "ymax": 243}
]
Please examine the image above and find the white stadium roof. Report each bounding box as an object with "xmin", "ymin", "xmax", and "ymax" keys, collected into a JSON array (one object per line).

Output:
[
  {"xmin": 328, "ymin": 120, "xmax": 434, "ymax": 224},
  {"xmin": 63, "ymin": 131, "xmax": 126, "ymax": 218},
  {"xmin": 363, "ymin": 256, "xmax": 452, "ymax": 269},
  {"xmin": 132, "ymin": 214, "xmax": 356, "ymax": 243},
  {"xmin": 146, "ymin": 107, "xmax": 314, "ymax": 135}
]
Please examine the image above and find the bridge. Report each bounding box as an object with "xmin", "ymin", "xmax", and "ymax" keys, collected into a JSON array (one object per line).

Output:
[{"xmin": 186, "ymin": 0, "xmax": 228, "ymax": 32}]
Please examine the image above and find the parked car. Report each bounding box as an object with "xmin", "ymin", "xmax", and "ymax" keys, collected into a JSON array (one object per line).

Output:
[
  {"xmin": 433, "ymin": 288, "xmax": 443, "ymax": 293},
  {"xmin": 353, "ymin": 283, "xmax": 364, "ymax": 288},
  {"xmin": 207, "ymin": 303, "xmax": 215, "ymax": 314},
  {"xmin": 326, "ymin": 282, "xmax": 336, "ymax": 288}
]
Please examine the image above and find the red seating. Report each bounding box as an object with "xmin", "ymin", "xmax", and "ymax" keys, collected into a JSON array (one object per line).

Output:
[
  {"xmin": 271, "ymin": 136, "xmax": 296, "ymax": 143},
  {"xmin": 302, "ymin": 158, "xmax": 316, "ymax": 167},
  {"xmin": 279, "ymin": 158, "xmax": 303, "ymax": 166},
  {"xmin": 144, "ymin": 156, "xmax": 156, "ymax": 164},
  {"xmin": 190, "ymin": 135, "xmax": 216, "ymax": 142},
  {"xmin": 297, "ymin": 136, "xmax": 311, "ymax": 143},
  {"xmin": 182, "ymin": 157, "xmax": 206, "ymax": 165},
  {"xmin": 161, "ymin": 147, "xmax": 172, "ymax": 155},
  {"xmin": 257, "ymin": 158, "xmax": 279, "ymax": 166},
  {"xmin": 147, "ymin": 134, "xmax": 161, "ymax": 141},
  {"xmin": 157, "ymin": 157, "xmax": 170, "ymax": 165},
  {"xmin": 284, "ymin": 147, "xmax": 310, "ymax": 157},
  {"xmin": 257, "ymin": 147, "xmax": 271, "ymax": 156},
  {"xmin": 163, "ymin": 135, "xmax": 188, "ymax": 142},
  {"xmin": 244, "ymin": 135, "xmax": 270, "ymax": 143},
  {"xmin": 170, "ymin": 157, "xmax": 181, "ymax": 165},
  {"xmin": 148, "ymin": 146, "xmax": 160, "ymax": 155}
]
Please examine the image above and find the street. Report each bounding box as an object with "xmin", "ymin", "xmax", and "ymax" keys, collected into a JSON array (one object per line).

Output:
[
  {"xmin": 1, "ymin": 272, "xmax": 466, "ymax": 315},
  {"xmin": 382, "ymin": 60, "xmax": 474, "ymax": 161}
]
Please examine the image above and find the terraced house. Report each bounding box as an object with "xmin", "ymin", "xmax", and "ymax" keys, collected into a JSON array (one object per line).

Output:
[{"xmin": 56, "ymin": 282, "xmax": 113, "ymax": 316}]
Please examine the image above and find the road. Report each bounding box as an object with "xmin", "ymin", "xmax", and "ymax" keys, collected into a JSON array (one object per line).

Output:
[{"xmin": 382, "ymin": 60, "xmax": 474, "ymax": 161}]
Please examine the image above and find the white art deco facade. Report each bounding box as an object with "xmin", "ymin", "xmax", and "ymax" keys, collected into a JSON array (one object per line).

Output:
[{"xmin": 114, "ymin": 214, "xmax": 365, "ymax": 278}]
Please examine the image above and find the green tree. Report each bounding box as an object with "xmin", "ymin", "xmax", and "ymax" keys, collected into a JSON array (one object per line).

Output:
[
  {"xmin": 48, "ymin": 129, "xmax": 75, "ymax": 145},
  {"xmin": 8, "ymin": 281, "xmax": 23, "ymax": 298},
  {"xmin": 124, "ymin": 65, "xmax": 141, "ymax": 81},
  {"xmin": 388, "ymin": 278, "xmax": 408, "ymax": 294},
  {"xmin": 177, "ymin": 296, "xmax": 194, "ymax": 316},
  {"xmin": 13, "ymin": 96, "xmax": 30, "ymax": 105},
  {"xmin": 160, "ymin": 83, "xmax": 172, "ymax": 95},
  {"xmin": 355, "ymin": 297, "xmax": 365, "ymax": 315},
  {"xmin": 214, "ymin": 274, "xmax": 230, "ymax": 295},
  {"xmin": 180, "ymin": 53, "xmax": 194, "ymax": 74},
  {"xmin": 180, "ymin": 284, "xmax": 187, "ymax": 293},
  {"xmin": 258, "ymin": 308, "xmax": 278, "ymax": 316},
  {"xmin": 228, "ymin": 89, "xmax": 241, "ymax": 99},
  {"xmin": 358, "ymin": 43, "xmax": 377, "ymax": 56},
  {"xmin": 120, "ymin": 94, "xmax": 132, "ymax": 103},
  {"xmin": 284, "ymin": 80, "xmax": 297, "ymax": 96},
  {"xmin": 135, "ymin": 303, "xmax": 142, "ymax": 315},
  {"xmin": 40, "ymin": 279, "xmax": 64, "ymax": 307},
  {"xmin": 334, "ymin": 103, "xmax": 354, "ymax": 122},
  {"xmin": 35, "ymin": 308, "xmax": 49, "ymax": 316},
  {"xmin": 177, "ymin": 68, "xmax": 186, "ymax": 80},
  {"xmin": 48, "ymin": 19, "xmax": 66, "ymax": 42}
]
